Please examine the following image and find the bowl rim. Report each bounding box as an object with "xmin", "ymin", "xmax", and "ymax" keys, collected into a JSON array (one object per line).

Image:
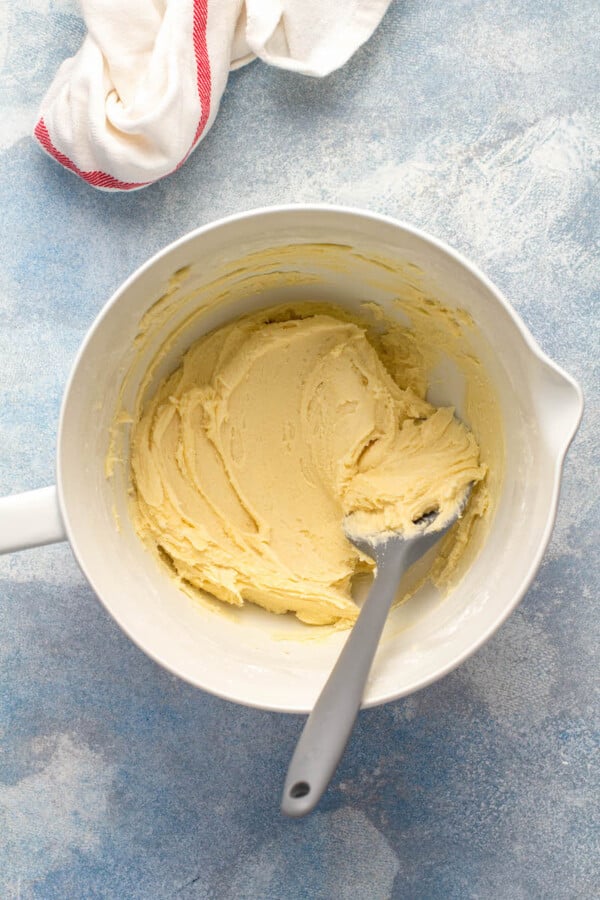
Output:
[{"xmin": 56, "ymin": 204, "xmax": 584, "ymax": 712}]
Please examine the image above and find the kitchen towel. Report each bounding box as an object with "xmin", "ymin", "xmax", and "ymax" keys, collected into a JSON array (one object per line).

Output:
[{"xmin": 34, "ymin": 0, "xmax": 391, "ymax": 191}]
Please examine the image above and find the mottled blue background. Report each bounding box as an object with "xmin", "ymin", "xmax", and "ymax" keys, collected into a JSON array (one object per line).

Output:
[{"xmin": 1, "ymin": 1, "xmax": 598, "ymax": 897}]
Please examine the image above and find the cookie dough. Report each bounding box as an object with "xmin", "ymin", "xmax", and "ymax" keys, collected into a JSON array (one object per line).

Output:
[{"xmin": 130, "ymin": 306, "xmax": 485, "ymax": 625}]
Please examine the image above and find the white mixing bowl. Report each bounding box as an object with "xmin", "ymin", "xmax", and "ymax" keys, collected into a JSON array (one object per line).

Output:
[{"xmin": 0, "ymin": 206, "xmax": 582, "ymax": 712}]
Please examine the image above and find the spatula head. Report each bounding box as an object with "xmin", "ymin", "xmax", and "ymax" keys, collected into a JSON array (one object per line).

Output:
[{"xmin": 344, "ymin": 485, "xmax": 473, "ymax": 566}]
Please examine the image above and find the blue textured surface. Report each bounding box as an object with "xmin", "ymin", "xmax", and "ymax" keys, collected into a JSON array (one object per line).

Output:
[{"xmin": 1, "ymin": 2, "xmax": 598, "ymax": 897}]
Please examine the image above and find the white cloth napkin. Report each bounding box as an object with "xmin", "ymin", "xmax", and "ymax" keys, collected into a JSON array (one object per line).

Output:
[{"xmin": 34, "ymin": 0, "xmax": 391, "ymax": 190}]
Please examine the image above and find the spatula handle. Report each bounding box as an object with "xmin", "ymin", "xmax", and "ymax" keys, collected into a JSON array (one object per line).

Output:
[{"xmin": 281, "ymin": 544, "xmax": 411, "ymax": 817}]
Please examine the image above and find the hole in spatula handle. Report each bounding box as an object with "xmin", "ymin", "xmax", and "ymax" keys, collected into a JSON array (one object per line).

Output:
[{"xmin": 289, "ymin": 781, "xmax": 310, "ymax": 799}]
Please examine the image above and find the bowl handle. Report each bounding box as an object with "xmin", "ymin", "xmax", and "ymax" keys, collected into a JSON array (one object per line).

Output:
[{"xmin": 0, "ymin": 486, "xmax": 67, "ymax": 554}]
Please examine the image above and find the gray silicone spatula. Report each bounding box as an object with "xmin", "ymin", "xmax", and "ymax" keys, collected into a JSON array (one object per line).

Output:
[{"xmin": 281, "ymin": 492, "xmax": 470, "ymax": 818}]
